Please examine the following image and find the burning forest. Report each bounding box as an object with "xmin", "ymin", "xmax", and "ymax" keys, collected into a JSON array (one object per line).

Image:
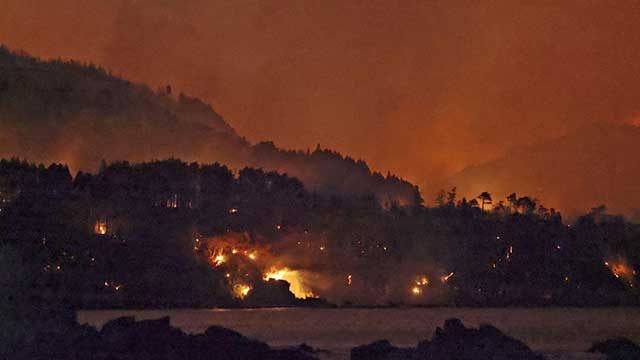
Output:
[
  {"xmin": 4, "ymin": 4, "xmax": 640, "ymax": 358},
  {"xmin": 0, "ymin": 158, "xmax": 638, "ymax": 308}
]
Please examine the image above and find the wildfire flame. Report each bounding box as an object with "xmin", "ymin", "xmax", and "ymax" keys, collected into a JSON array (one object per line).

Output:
[
  {"xmin": 440, "ymin": 272, "xmax": 454, "ymax": 283},
  {"xmin": 604, "ymin": 258, "xmax": 636, "ymax": 285},
  {"xmin": 94, "ymin": 219, "xmax": 107, "ymax": 235},
  {"xmin": 416, "ymin": 276, "xmax": 429, "ymax": 286},
  {"xmin": 201, "ymin": 232, "xmax": 322, "ymax": 300},
  {"xmin": 264, "ymin": 267, "xmax": 316, "ymax": 299},
  {"xmin": 233, "ymin": 284, "xmax": 252, "ymax": 299},
  {"xmin": 209, "ymin": 248, "xmax": 227, "ymax": 266},
  {"xmin": 410, "ymin": 275, "xmax": 430, "ymax": 296}
]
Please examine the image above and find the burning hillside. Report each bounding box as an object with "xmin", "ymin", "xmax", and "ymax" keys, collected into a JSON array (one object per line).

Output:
[
  {"xmin": 194, "ymin": 231, "xmax": 459, "ymax": 305},
  {"xmin": 605, "ymin": 258, "xmax": 638, "ymax": 288},
  {"xmin": 197, "ymin": 232, "xmax": 323, "ymax": 300},
  {"xmin": 1, "ymin": 158, "xmax": 638, "ymax": 308}
]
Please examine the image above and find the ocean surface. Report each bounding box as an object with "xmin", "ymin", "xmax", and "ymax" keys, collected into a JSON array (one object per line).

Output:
[{"xmin": 77, "ymin": 307, "xmax": 640, "ymax": 359}]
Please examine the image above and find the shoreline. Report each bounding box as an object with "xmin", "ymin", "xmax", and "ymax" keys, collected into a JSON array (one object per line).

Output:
[
  {"xmin": 63, "ymin": 312, "xmax": 640, "ymax": 359},
  {"xmin": 77, "ymin": 303, "xmax": 640, "ymax": 311},
  {"xmin": 76, "ymin": 307, "xmax": 640, "ymax": 355}
]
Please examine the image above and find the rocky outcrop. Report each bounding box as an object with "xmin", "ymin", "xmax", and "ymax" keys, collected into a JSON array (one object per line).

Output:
[
  {"xmin": 16, "ymin": 316, "xmax": 317, "ymax": 360},
  {"xmin": 351, "ymin": 340, "xmax": 413, "ymax": 360},
  {"xmin": 415, "ymin": 318, "xmax": 543, "ymax": 360},
  {"xmin": 351, "ymin": 318, "xmax": 542, "ymax": 360},
  {"xmin": 589, "ymin": 338, "xmax": 640, "ymax": 360}
]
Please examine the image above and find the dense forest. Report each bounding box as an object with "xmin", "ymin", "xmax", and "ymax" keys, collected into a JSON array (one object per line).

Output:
[{"xmin": 1, "ymin": 158, "xmax": 638, "ymax": 313}]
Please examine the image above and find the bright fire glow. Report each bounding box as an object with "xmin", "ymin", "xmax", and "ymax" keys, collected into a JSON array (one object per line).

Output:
[
  {"xmin": 411, "ymin": 275, "xmax": 429, "ymax": 296},
  {"xmin": 605, "ymin": 258, "xmax": 636, "ymax": 285},
  {"xmin": 233, "ymin": 284, "xmax": 251, "ymax": 299},
  {"xmin": 213, "ymin": 254, "xmax": 225, "ymax": 265},
  {"xmin": 264, "ymin": 267, "xmax": 316, "ymax": 299},
  {"xmin": 94, "ymin": 219, "xmax": 107, "ymax": 235},
  {"xmin": 210, "ymin": 249, "xmax": 226, "ymax": 266},
  {"xmin": 441, "ymin": 272, "xmax": 454, "ymax": 283}
]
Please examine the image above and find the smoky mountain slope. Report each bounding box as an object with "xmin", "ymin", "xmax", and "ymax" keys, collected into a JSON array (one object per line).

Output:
[
  {"xmin": 0, "ymin": 46, "xmax": 248, "ymax": 170},
  {"xmin": 448, "ymin": 122, "xmax": 640, "ymax": 219},
  {"xmin": 0, "ymin": 46, "xmax": 420, "ymax": 205}
]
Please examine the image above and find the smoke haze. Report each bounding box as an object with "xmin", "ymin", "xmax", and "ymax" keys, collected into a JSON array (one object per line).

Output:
[{"xmin": 2, "ymin": 1, "xmax": 640, "ymax": 215}]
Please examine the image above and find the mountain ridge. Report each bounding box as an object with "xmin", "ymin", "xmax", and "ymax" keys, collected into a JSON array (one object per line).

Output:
[
  {"xmin": 0, "ymin": 46, "xmax": 420, "ymax": 206},
  {"xmin": 448, "ymin": 121, "xmax": 640, "ymax": 219}
]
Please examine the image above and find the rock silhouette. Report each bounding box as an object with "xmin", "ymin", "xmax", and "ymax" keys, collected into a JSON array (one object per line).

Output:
[
  {"xmin": 589, "ymin": 337, "xmax": 640, "ymax": 360},
  {"xmin": 351, "ymin": 318, "xmax": 542, "ymax": 360},
  {"xmin": 15, "ymin": 316, "xmax": 317, "ymax": 360}
]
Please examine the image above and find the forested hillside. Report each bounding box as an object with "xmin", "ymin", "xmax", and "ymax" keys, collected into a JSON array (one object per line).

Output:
[{"xmin": 0, "ymin": 46, "xmax": 419, "ymax": 206}]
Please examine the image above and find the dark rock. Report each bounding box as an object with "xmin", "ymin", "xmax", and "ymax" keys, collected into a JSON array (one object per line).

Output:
[
  {"xmin": 297, "ymin": 343, "xmax": 316, "ymax": 353},
  {"xmin": 270, "ymin": 348, "xmax": 320, "ymax": 360},
  {"xmin": 200, "ymin": 327, "xmax": 271, "ymax": 360},
  {"xmin": 66, "ymin": 323, "xmax": 102, "ymax": 355},
  {"xmin": 351, "ymin": 340, "xmax": 401, "ymax": 360},
  {"xmin": 99, "ymin": 316, "xmax": 136, "ymax": 337},
  {"xmin": 297, "ymin": 343, "xmax": 332, "ymax": 355},
  {"xmin": 443, "ymin": 318, "xmax": 466, "ymax": 335},
  {"xmin": 200, "ymin": 324, "xmax": 317, "ymax": 360},
  {"xmin": 18, "ymin": 316, "xmax": 319, "ymax": 360},
  {"xmin": 245, "ymin": 279, "xmax": 298, "ymax": 307},
  {"xmin": 204, "ymin": 325, "xmax": 246, "ymax": 340},
  {"xmin": 415, "ymin": 318, "xmax": 543, "ymax": 360},
  {"xmin": 99, "ymin": 316, "xmax": 185, "ymax": 356},
  {"xmin": 16, "ymin": 315, "xmax": 321, "ymax": 360},
  {"xmin": 352, "ymin": 318, "xmax": 542, "ymax": 360},
  {"xmin": 280, "ymin": 343, "xmax": 331, "ymax": 358},
  {"xmin": 18, "ymin": 321, "xmax": 102, "ymax": 360},
  {"xmin": 589, "ymin": 338, "xmax": 640, "ymax": 360}
]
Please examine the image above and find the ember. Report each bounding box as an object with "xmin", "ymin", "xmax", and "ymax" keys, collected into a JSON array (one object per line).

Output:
[
  {"xmin": 605, "ymin": 258, "xmax": 636, "ymax": 285},
  {"xmin": 441, "ymin": 272, "xmax": 454, "ymax": 283},
  {"xmin": 94, "ymin": 219, "xmax": 107, "ymax": 235}
]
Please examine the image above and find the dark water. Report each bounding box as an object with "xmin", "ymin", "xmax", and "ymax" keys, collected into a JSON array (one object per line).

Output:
[{"xmin": 78, "ymin": 307, "xmax": 640, "ymax": 359}]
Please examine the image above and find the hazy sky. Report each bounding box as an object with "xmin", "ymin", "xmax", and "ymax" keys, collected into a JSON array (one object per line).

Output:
[{"xmin": 2, "ymin": 0, "xmax": 640, "ymax": 188}]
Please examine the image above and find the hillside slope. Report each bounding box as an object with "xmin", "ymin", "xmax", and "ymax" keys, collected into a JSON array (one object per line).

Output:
[
  {"xmin": 0, "ymin": 46, "xmax": 419, "ymax": 205},
  {"xmin": 448, "ymin": 122, "xmax": 640, "ymax": 219}
]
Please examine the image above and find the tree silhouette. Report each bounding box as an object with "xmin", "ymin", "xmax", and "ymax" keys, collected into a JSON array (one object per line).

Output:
[
  {"xmin": 446, "ymin": 187, "xmax": 457, "ymax": 206},
  {"xmin": 507, "ymin": 193, "xmax": 518, "ymax": 213},
  {"xmin": 435, "ymin": 189, "xmax": 446, "ymax": 207},
  {"xmin": 477, "ymin": 191, "xmax": 492, "ymax": 211},
  {"xmin": 517, "ymin": 196, "xmax": 536, "ymax": 214}
]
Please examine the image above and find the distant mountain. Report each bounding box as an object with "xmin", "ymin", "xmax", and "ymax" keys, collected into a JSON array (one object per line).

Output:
[
  {"xmin": 448, "ymin": 122, "xmax": 640, "ymax": 219},
  {"xmin": 0, "ymin": 46, "xmax": 420, "ymax": 205}
]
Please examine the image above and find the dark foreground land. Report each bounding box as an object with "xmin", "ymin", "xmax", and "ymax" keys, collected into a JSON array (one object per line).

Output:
[{"xmin": 10, "ymin": 316, "xmax": 640, "ymax": 360}]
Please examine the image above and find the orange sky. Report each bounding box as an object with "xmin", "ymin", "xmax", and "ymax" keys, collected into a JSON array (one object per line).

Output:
[{"xmin": 2, "ymin": 0, "xmax": 640, "ymax": 191}]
